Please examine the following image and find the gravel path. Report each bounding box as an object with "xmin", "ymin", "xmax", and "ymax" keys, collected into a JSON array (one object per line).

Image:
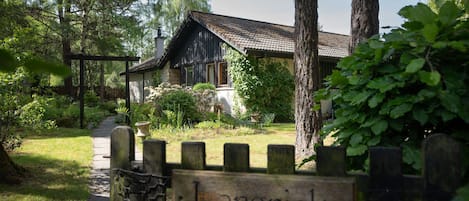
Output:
[{"xmin": 88, "ymin": 116, "xmax": 142, "ymax": 201}]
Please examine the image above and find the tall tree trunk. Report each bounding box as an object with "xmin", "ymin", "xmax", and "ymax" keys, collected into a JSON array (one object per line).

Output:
[
  {"xmin": 58, "ymin": 0, "xmax": 73, "ymax": 97},
  {"xmin": 100, "ymin": 63, "xmax": 105, "ymax": 102},
  {"xmin": 349, "ymin": 0, "xmax": 379, "ymax": 54},
  {"xmin": 0, "ymin": 144, "xmax": 25, "ymax": 184},
  {"xmin": 294, "ymin": 0, "xmax": 322, "ymax": 160}
]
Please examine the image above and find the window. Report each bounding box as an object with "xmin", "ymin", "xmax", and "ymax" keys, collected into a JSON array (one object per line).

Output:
[
  {"xmin": 206, "ymin": 63, "xmax": 215, "ymax": 85},
  {"xmin": 185, "ymin": 66, "xmax": 194, "ymax": 86},
  {"xmin": 218, "ymin": 62, "xmax": 228, "ymax": 86}
]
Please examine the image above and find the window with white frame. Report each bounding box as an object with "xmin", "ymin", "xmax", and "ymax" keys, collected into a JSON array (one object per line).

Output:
[{"xmin": 206, "ymin": 63, "xmax": 215, "ymax": 85}]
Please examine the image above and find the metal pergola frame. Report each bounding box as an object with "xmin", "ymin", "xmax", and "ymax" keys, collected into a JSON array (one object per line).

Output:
[{"xmin": 68, "ymin": 54, "xmax": 140, "ymax": 128}]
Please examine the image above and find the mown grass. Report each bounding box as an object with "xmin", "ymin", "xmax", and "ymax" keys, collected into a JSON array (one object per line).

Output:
[
  {"xmin": 146, "ymin": 123, "xmax": 296, "ymax": 168},
  {"xmin": 0, "ymin": 128, "xmax": 92, "ymax": 201}
]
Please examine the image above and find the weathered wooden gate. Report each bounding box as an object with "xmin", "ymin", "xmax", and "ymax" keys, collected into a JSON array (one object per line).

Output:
[{"xmin": 109, "ymin": 126, "xmax": 463, "ymax": 201}]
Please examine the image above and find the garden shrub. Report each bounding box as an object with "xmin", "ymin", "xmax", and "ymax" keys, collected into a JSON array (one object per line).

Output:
[
  {"xmin": 158, "ymin": 90, "xmax": 198, "ymax": 123},
  {"xmin": 224, "ymin": 47, "xmax": 294, "ymax": 122},
  {"xmin": 84, "ymin": 90, "xmax": 100, "ymax": 107},
  {"xmin": 19, "ymin": 94, "xmax": 57, "ymax": 130},
  {"xmin": 193, "ymin": 83, "xmax": 216, "ymax": 91},
  {"xmin": 98, "ymin": 100, "xmax": 118, "ymax": 114},
  {"xmin": 317, "ymin": 1, "xmax": 469, "ymax": 173},
  {"xmin": 145, "ymin": 82, "xmax": 201, "ymax": 123}
]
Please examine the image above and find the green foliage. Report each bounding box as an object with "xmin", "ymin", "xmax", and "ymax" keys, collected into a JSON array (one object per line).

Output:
[
  {"xmin": 158, "ymin": 90, "xmax": 198, "ymax": 122},
  {"xmin": 224, "ymin": 46, "xmax": 294, "ymax": 122},
  {"xmin": 19, "ymin": 95, "xmax": 57, "ymax": 130},
  {"xmin": 84, "ymin": 90, "xmax": 100, "ymax": 107},
  {"xmin": 318, "ymin": 1, "xmax": 469, "ymax": 172},
  {"xmin": 193, "ymin": 83, "xmax": 216, "ymax": 91}
]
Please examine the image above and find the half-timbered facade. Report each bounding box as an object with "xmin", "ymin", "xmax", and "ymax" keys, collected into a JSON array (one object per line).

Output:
[{"xmin": 126, "ymin": 11, "xmax": 349, "ymax": 114}]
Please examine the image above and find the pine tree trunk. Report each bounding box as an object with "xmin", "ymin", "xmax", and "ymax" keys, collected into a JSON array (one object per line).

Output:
[
  {"xmin": 349, "ymin": 0, "xmax": 379, "ymax": 54},
  {"xmin": 59, "ymin": 0, "xmax": 73, "ymax": 97},
  {"xmin": 0, "ymin": 144, "xmax": 25, "ymax": 184},
  {"xmin": 294, "ymin": 0, "xmax": 322, "ymax": 161}
]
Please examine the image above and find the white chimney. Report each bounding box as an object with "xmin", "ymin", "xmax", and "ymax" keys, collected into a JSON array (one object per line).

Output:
[{"xmin": 155, "ymin": 27, "xmax": 166, "ymax": 60}]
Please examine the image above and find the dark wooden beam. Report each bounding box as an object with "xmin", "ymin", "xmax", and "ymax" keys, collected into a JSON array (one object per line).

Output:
[
  {"xmin": 69, "ymin": 54, "xmax": 140, "ymax": 61},
  {"xmin": 79, "ymin": 57, "xmax": 85, "ymax": 129}
]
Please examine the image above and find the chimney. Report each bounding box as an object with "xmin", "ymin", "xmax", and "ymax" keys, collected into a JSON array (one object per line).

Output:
[{"xmin": 155, "ymin": 27, "xmax": 166, "ymax": 60}]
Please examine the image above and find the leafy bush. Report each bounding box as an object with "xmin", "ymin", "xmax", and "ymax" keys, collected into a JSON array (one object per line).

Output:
[
  {"xmin": 224, "ymin": 48, "xmax": 294, "ymax": 122},
  {"xmin": 193, "ymin": 83, "xmax": 216, "ymax": 91},
  {"xmin": 99, "ymin": 100, "xmax": 118, "ymax": 114},
  {"xmin": 19, "ymin": 95, "xmax": 57, "ymax": 130},
  {"xmin": 318, "ymin": 2, "xmax": 469, "ymax": 172},
  {"xmin": 84, "ymin": 90, "xmax": 100, "ymax": 107},
  {"xmin": 158, "ymin": 90, "xmax": 198, "ymax": 122}
]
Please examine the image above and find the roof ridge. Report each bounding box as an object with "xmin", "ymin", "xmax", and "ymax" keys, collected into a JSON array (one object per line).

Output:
[
  {"xmin": 189, "ymin": 10, "xmax": 350, "ymax": 36},
  {"xmin": 189, "ymin": 10, "xmax": 294, "ymax": 28}
]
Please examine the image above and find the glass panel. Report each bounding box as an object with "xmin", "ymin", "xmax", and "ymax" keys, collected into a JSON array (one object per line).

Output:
[
  {"xmin": 186, "ymin": 66, "xmax": 193, "ymax": 86},
  {"xmin": 207, "ymin": 63, "xmax": 215, "ymax": 85},
  {"xmin": 218, "ymin": 62, "xmax": 228, "ymax": 85}
]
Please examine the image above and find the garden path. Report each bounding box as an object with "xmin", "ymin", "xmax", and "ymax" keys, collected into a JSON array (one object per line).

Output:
[{"xmin": 88, "ymin": 116, "xmax": 142, "ymax": 201}]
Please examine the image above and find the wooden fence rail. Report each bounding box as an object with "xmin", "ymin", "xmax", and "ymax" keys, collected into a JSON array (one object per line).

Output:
[{"xmin": 110, "ymin": 126, "xmax": 463, "ymax": 201}]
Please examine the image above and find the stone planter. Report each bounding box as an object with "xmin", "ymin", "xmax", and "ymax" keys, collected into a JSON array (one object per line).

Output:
[{"xmin": 135, "ymin": 121, "xmax": 151, "ymax": 138}]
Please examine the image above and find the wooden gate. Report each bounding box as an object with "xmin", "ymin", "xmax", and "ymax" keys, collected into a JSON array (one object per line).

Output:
[{"xmin": 110, "ymin": 126, "xmax": 463, "ymax": 201}]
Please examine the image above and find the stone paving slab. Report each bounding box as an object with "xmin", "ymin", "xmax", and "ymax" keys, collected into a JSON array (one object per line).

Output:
[{"xmin": 88, "ymin": 116, "xmax": 142, "ymax": 201}]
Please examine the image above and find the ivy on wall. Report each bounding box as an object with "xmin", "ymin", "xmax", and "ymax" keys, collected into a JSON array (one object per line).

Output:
[{"xmin": 223, "ymin": 46, "xmax": 294, "ymax": 121}]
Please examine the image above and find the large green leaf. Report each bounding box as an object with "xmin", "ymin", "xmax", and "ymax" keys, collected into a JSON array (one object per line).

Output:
[
  {"xmin": 439, "ymin": 1, "xmax": 461, "ymax": 25},
  {"xmin": 346, "ymin": 144, "xmax": 367, "ymax": 156},
  {"xmin": 350, "ymin": 133, "xmax": 364, "ymax": 146},
  {"xmin": 367, "ymin": 136, "xmax": 381, "ymax": 146},
  {"xmin": 367, "ymin": 77, "xmax": 395, "ymax": 92},
  {"xmin": 24, "ymin": 57, "xmax": 71, "ymax": 77},
  {"xmin": 439, "ymin": 91, "xmax": 461, "ymax": 113},
  {"xmin": 371, "ymin": 119, "xmax": 388, "ymax": 135},
  {"xmin": 390, "ymin": 103, "xmax": 413, "ymax": 119},
  {"xmin": 0, "ymin": 49, "xmax": 18, "ymax": 72},
  {"xmin": 368, "ymin": 93, "xmax": 385, "ymax": 108},
  {"xmin": 418, "ymin": 70, "xmax": 441, "ymax": 86},
  {"xmin": 350, "ymin": 91, "xmax": 373, "ymax": 105},
  {"xmin": 399, "ymin": 3, "xmax": 437, "ymax": 25},
  {"xmin": 413, "ymin": 107, "xmax": 429, "ymax": 125},
  {"xmin": 422, "ymin": 23, "xmax": 439, "ymax": 42},
  {"xmin": 405, "ymin": 58, "xmax": 426, "ymax": 73}
]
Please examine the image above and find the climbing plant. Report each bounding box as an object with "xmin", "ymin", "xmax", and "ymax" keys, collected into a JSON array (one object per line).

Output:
[
  {"xmin": 224, "ymin": 46, "xmax": 294, "ymax": 121},
  {"xmin": 317, "ymin": 1, "xmax": 469, "ymax": 173}
]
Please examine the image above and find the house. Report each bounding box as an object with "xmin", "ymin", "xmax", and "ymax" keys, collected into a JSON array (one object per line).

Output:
[{"xmin": 126, "ymin": 11, "xmax": 349, "ymax": 115}]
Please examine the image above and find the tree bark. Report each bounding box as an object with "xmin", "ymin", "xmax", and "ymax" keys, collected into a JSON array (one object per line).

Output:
[
  {"xmin": 349, "ymin": 0, "xmax": 379, "ymax": 54},
  {"xmin": 0, "ymin": 144, "xmax": 25, "ymax": 184},
  {"xmin": 294, "ymin": 0, "xmax": 322, "ymax": 160},
  {"xmin": 58, "ymin": 0, "xmax": 74, "ymax": 97}
]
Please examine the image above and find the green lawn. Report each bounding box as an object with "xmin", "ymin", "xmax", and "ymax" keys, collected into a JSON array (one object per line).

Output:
[
  {"xmin": 0, "ymin": 128, "xmax": 92, "ymax": 201},
  {"xmin": 149, "ymin": 123, "xmax": 296, "ymax": 168}
]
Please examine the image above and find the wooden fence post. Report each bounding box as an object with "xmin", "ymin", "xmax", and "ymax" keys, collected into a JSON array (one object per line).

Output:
[
  {"xmin": 143, "ymin": 139, "xmax": 166, "ymax": 176},
  {"xmin": 267, "ymin": 145, "xmax": 295, "ymax": 174},
  {"xmin": 110, "ymin": 126, "xmax": 135, "ymax": 201},
  {"xmin": 423, "ymin": 133, "xmax": 462, "ymax": 201},
  {"xmin": 223, "ymin": 143, "xmax": 250, "ymax": 172},
  {"xmin": 316, "ymin": 146, "xmax": 346, "ymax": 176},
  {"xmin": 368, "ymin": 147, "xmax": 402, "ymax": 201},
  {"xmin": 181, "ymin": 142, "xmax": 206, "ymax": 170}
]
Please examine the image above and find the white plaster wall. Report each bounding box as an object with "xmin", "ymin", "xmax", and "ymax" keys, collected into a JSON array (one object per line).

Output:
[
  {"xmin": 216, "ymin": 87, "xmax": 246, "ymax": 116},
  {"xmin": 129, "ymin": 72, "xmax": 153, "ymax": 103}
]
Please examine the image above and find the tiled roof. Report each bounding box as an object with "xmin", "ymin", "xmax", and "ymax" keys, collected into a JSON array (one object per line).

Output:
[
  {"xmin": 190, "ymin": 11, "xmax": 349, "ymax": 58},
  {"xmin": 127, "ymin": 11, "xmax": 349, "ymax": 73}
]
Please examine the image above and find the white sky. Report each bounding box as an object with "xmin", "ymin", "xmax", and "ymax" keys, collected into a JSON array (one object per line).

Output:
[{"xmin": 211, "ymin": 0, "xmax": 425, "ymax": 35}]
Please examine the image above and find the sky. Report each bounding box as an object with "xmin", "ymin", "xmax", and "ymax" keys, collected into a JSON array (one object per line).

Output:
[{"xmin": 211, "ymin": 0, "xmax": 425, "ymax": 35}]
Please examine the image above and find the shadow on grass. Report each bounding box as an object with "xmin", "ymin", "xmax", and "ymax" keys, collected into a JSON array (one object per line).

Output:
[
  {"xmin": 0, "ymin": 152, "xmax": 90, "ymax": 200},
  {"xmin": 23, "ymin": 127, "xmax": 92, "ymax": 140}
]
